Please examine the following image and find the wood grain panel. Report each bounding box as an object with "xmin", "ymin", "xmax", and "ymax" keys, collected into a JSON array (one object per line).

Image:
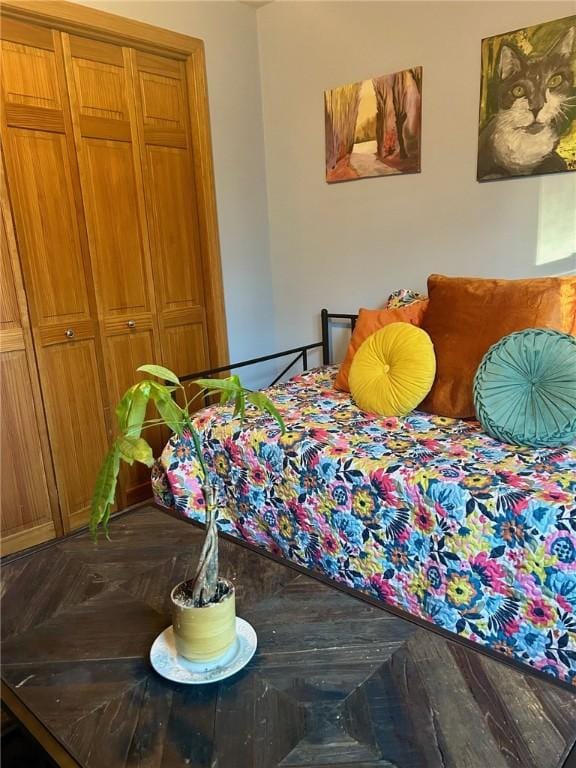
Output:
[
  {"xmin": 3, "ymin": 103, "xmax": 64, "ymax": 131},
  {"xmin": 0, "ymin": 166, "xmax": 60, "ymax": 554},
  {"xmin": 105, "ymin": 327, "xmax": 156, "ymax": 395},
  {"xmin": 62, "ymin": 34, "xmax": 162, "ymax": 507},
  {"xmin": 135, "ymin": 50, "xmax": 181, "ymax": 78},
  {"xmin": 103, "ymin": 313, "xmax": 153, "ymax": 335},
  {"xmin": 0, "ymin": 40, "xmax": 60, "ymax": 109},
  {"xmin": 132, "ymin": 50, "xmax": 211, "ymax": 380},
  {"xmin": 0, "ymin": 522, "xmax": 57, "ymax": 557},
  {"xmin": 162, "ymin": 306, "xmax": 204, "ymax": 326},
  {"xmin": 0, "ymin": 217, "xmax": 20, "ymax": 330},
  {"xmin": 68, "ymin": 34, "xmax": 123, "ymax": 66},
  {"xmin": 80, "ymin": 138, "xmax": 150, "ymax": 316},
  {"xmin": 40, "ymin": 339, "xmax": 109, "ymax": 529},
  {"xmin": 0, "ymin": 16, "xmax": 54, "ymax": 49},
  {"xmin": 0, "ymin": 328, "xmax": 25, "ymax": 352},
  {"xmin": 78, "ymin": 114, "xmax": 131, "ymax": 141},
  {"xmin": 162, "ymin": 317, "xmax": 207, "ymax": 412},
  {"xmin": 72, "ymin": 57, "xmax": 127, "ymax": 121},
  {"xmin": 1, "ymin": 349, "xmax": 55, "ymax": 537},
  {"xmin": 139, "ymin": 70, "xmax": 183, "ymax": 128},
  {"xmin": 142, "ymin": 126, "xmax": 186, "ymax": 148},
  {"xmin": 38, "ymin": 319, "xmax": 98, "ymax": 346},
  {"xmin": 6, "ymin": 129, "xmax": 92, "ymax": 324},
  {"xmin": 63, "ymin": 35, "xmax": 156, "ymax": 325},
  {"xmin": 163, "ymin": 320, "xmax": 208, "ymax": 380},
  {"xmin": 145, "ymin": 145, "xmax": 204, "ymax": 311},
  {"xmin": 1, "ymin": 30, "xmax": 111, "ymax": 538}
]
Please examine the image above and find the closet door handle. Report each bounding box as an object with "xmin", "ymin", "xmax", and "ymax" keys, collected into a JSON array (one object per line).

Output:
[
  {"xmin": 65, "ymin": 328, "xmax": 75, "ymax": 338},
  {"xmin": 127, "ymin": 320, "xmax": 136, "ymax": 329}
]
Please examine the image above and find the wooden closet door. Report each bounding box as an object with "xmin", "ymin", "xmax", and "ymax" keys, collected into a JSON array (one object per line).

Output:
[
  {"xmin": 0, "ymin": 19, "xmax": 110, "ymax": 532},
  {"xmin": 0, "ymin": 158, "xmax": 61, "ymax": 554},
  {"xmin": 131, "ymin": 51, "xmax": 211, "ymax": 388},
  {"xmin": 63, "ymin": 35, "xmax": 162, "ymax": 506}
]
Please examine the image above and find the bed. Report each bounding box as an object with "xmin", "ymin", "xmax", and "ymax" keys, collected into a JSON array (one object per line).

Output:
[{"xmin": 152, "ymin": 316, "xmax": 576, "ymax": 688}]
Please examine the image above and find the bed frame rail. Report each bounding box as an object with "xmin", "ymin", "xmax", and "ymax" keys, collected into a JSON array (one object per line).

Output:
[
  {"xmin": 179, "ymin": 342, "xmax": 324, "ymax": 387},
  {"xmin": 320, "ymin": 308, "xmax": 358, "ymax": 366},
  {"xmin": 178, "ymin": 308, "xmax": 358, "ymax": 387}
]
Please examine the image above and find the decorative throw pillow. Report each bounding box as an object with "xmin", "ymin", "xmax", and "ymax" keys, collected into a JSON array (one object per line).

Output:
[
  {"xmin": 474, "ymin": 329, "xmax": 576, "ymax": 448},
  {"xmin": 386, "ymin": 288, "xmax": 427, "ymax": 310},
  {"xmin": 420, "ymin": 274, "xmax": 576, "ymax": 419},
  {"xmin": 349, "ymin": 323, "xmax": 436, "ymax": 417},
  {"xmin": 334, "ymin": 300, "xmax": 429, "ymax": 392}
]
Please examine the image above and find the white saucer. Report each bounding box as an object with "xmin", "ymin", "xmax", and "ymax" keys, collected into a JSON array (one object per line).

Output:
[{"xmin": 150, "ymin": 617, "xmax": 257, "ymax": 684}]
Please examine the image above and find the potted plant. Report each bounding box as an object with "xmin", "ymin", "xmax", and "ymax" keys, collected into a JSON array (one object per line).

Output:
[{"xmin": 90, "ymin": 364, "xmax": 284, "ymax": 662}]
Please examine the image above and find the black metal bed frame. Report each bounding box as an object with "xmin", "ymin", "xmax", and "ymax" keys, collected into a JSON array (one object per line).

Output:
[{"xmin": 179, "ymin": 309, "xmax": 358, "ymax": 388}]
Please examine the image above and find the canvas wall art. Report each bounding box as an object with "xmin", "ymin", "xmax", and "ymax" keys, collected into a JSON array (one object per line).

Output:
[
  {"xmin": 324, "ymin": 67, "xmax": 422, "ymax": 183},
  {"xmin": 478, "ymin": 16, "xmax": 576, "ymax": 181}
]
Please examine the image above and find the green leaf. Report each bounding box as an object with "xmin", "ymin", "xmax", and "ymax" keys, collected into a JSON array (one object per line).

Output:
[
  {"xmin": 194, "ymin": 377, "xmax": 243, "ymax": 393},
  {"xmin": 117, "ymin": 439, "xmax": 134, "ymax": 465},
  {"xmin": 148, "ymin": 382, "xmax": 185, "ymax": 436},
  {"xmin": 137, "ymin": 364, "xmax": 180, "ymax": 385},
  {"xmin": 125, "ymin": 387, "xmax": 149, "ymax": 439},
  {"xmin": 156, "ymin": 399, "xmax": 184, "ymax": 435},
  {"xmin": 118, "ymin": 435, "xmax": 154, "ymax": 467},
  {"xmin": 90, "ymin": 443, "xmax": 121, "ymax": 538},
  {"xmin": 189, "ymin": 427, "xmax": 207, "ymax": 479},
  {"xmin": 247, "ymin": 392, "xmax": 285, "ymax": 433},
  {"xmin": 233, "ymin": 390, "xmax": 245, "ymax": 421},
  {"xmin": 116, "ymin": 384, "xmax": 136, "ymax": 432},
  {"xmin": 116, "ymin": 382, "xmax": 150, "ymax": 431}
]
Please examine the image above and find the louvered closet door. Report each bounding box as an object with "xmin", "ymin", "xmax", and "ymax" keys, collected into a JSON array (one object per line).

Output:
[
  {"xmin": 62, "ymin": 35, "xmax": 163, "ymax": 506},
  {"xmin": 131, "ymin": 51, "xmax": 211, "ymax": 391},
  {"xmin": 0, "ymin": 158, "xmax": 61, "ymax": 554},
  {"xmin": 0, "ymin": 19, "xmax": 110, "ymax": 532}
]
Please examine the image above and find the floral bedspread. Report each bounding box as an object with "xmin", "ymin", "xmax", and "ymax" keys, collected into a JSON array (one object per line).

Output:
[{"xmin": 153, "ymin": 367, "xmax": 576, "ymax": 686}]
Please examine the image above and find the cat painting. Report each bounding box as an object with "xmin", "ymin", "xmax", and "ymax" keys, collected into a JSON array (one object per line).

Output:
[{"xmin": 478, "ymin": 17, "xmax": 576, "ymax": 181}]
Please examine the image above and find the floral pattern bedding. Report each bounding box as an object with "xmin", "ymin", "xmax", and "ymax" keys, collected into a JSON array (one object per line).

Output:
[{"xmin": 153, "ymin": 367, "xmax": 576, "ymax": 686}]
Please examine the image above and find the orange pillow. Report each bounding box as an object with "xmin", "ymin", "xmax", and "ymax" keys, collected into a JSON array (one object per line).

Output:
[
  {"xmin": 420, "ymin": 274, "xmax": 576, "ymax": 419},
  {"xmin": 334, "ymin": 301, "xmax": 429, "ymax": 392}
]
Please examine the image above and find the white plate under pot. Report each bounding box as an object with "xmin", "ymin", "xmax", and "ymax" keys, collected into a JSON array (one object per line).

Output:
[{"xmin": 150, "ymin": 617, "xmax": 257, "ymax": 684}]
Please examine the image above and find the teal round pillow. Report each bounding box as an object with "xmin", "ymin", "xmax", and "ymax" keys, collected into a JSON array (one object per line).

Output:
[{"xmin": 473, "ymin": 328, "xmax": 576, "ymax": 448}]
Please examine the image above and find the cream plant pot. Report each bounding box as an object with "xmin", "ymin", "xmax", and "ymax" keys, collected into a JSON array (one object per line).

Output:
[{"xmin": 170, "ymin": 578, "xmax": 236, "ymax": 662}]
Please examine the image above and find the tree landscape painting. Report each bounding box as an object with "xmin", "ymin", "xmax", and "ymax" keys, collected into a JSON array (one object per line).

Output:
[
  {"xmin": 325, "ymin": 67, "xmax": 422, "ymax": 183},
  {"xmin": 478, "ymin": 16, "xmax": 576, "ymax": 180}
]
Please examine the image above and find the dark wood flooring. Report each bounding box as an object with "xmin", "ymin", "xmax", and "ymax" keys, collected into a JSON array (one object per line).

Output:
[{"xmin": 2, "ymin": 505, "xmax": 576, "ymax": 768}]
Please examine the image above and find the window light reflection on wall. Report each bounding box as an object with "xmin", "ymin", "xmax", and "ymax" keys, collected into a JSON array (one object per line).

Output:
[{"xmin": 536, "ymin": 173, "xmax": 576, "ymax": 274}]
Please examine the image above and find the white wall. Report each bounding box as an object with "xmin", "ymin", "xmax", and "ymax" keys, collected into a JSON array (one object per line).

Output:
[
  {"xmin": 76, "ymin": 0, "xmax": 276, "ymax": 379},
  {"xmin": 258, "ymin": 1, "xmax": 576, "ymax": 355}
]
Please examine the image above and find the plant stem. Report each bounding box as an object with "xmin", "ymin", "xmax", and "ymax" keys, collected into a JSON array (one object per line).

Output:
[{"xmin": 191, "ymin": 483, "xmax": 219, "ymax": 605}]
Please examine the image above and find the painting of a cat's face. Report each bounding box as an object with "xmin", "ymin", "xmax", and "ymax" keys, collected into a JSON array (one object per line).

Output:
[
  {"xmin": 496, "ymin": 28, "xmax": 574, "ymax": 130},
  {"xmin": 478, "ymin": 17, "xmax": 576, "ymax": 181}
]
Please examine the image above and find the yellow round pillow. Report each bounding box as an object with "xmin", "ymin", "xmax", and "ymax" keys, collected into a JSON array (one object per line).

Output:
[{"xmin": 349, "ymin": 322, "xmax": 436, "ymax": 417}]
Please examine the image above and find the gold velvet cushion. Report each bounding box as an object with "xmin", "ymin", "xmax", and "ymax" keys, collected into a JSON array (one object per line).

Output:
[
  {"xmin": 334, "ymin": 300, "xmax": 428, "ymax": 392},
  {"xmin": 349, "ymin": 323, "xmax": 436, "ymax": 417},
  {"xmin": 419, "ymin": 274, "xmax": 576, "ymax": 419}
]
